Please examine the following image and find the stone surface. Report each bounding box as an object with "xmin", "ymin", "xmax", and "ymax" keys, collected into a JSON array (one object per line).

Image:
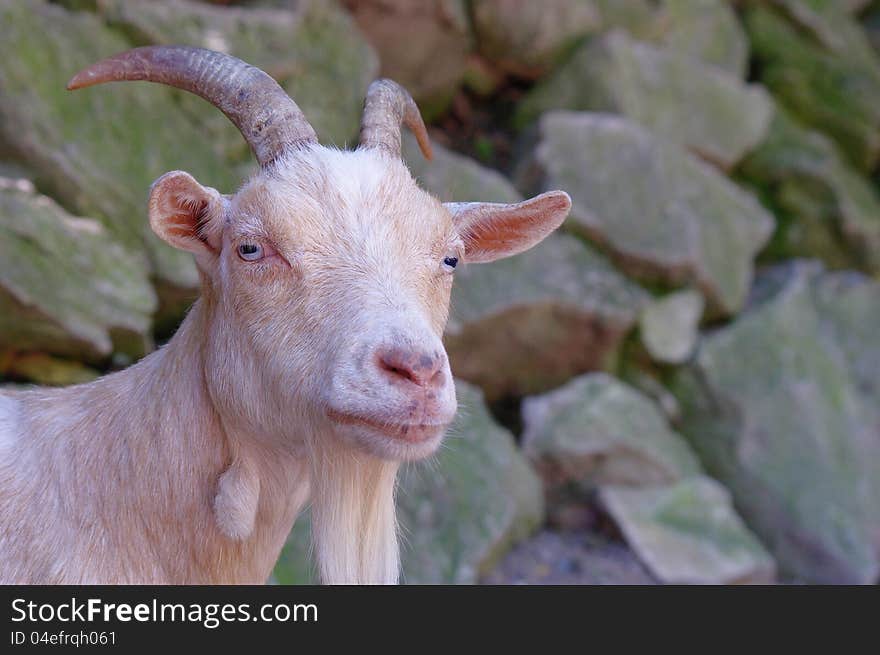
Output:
[
  {"xmin": 518, "ymin": 31, "xmax": 774, "ymax": 169},
  {"xmin": 482, "ymin": 530, "xmax": 657, "ymax": 584},
  {"xmin": 471, "ymin": 0, "xmax": 601, "ymax": 78},
  {"xmin": 273, "ymin": 380, "xmax": 544, "ymax": 584},
  {"xmin": 522, "ymin": 373, "xmax": 701, "ymax": 488},
  {"xmin": 93, "ymin": 0, "xmax": 378, "ymax": 148},
  {"xmin": 343, "ymin": 0, "xmax": 472, "ymax": 118},
  {"xmin": 738, "ymin": 109, "xmax": 880, "ymax": 273},
  {"xmin": 0, "ymin": 181, "xmax": 156, "ymax": 360},
  {"xmin": 639, "ymin": 289, "xmax": 704, "ymax": 364},
  {"xmin": 670, "ymin": 261, "xmax": 880, "ymax": 583},
  {"xmin": 746, "ymin": 5, "xmax": 880, "ymax": 170},
  {"xmin": 600, "ymin": 477, "xmax": 777, "ymax": 584},
  {"xmin": 405, "ymin": 135, "xmax": 649, "ymax": 401},
  {"xmin": 662, "ymin": 0, "xmax": 750, "ymax": 77},
  {"xmin": 528, "ymin": 112, "xmax": 774, "ymax": 317}
]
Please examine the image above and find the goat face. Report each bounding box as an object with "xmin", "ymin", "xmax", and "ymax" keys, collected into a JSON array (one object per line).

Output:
[{"xmin": 69, "ymin": 47, "xmax": 570, "ymax": 462}]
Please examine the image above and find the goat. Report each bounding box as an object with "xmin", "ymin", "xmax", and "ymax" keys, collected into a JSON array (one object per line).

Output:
[{"xmin": 0, "ymin": 46, "xmax": 570, "ymax": 584}]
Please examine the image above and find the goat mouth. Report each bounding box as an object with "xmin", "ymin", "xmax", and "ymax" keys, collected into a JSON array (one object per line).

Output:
[{"xmin": 326, "ymin": 409, "xmax": 447, "ymax": 444}]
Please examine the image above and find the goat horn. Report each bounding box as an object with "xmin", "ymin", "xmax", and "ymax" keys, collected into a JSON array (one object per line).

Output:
[
  {"xmin": 67, "ymin": 46, "xmax": 318, "ymax": 167},
  {"xmin": 359, "ymin": 79, "xmax": 433, "ymax": 160}
]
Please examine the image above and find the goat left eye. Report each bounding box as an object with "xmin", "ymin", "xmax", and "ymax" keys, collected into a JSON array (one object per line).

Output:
[
  {"xmin": 238, "ymin": 243, "xmax": 263, "ymax": 261},
  {"xmin": 442, "ymin": 256, "xmax": 458, "ymax": 270}
]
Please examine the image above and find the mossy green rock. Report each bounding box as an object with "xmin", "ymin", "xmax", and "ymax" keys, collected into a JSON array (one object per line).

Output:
[
  {"xmin": 518, "ymin": 31, "xmax": 773, "ymax": 169},
  {"xmin": 406, "ymin": 135, "xmax": 648, "ymax": 401},
  {"xmin": 0, "ymin": 181, "xmax": 155, "ymax": 360},
  {"xmin": 92, "ymin": 0, "xmax": 378, "ymax": 148},
  {"xmin": 663, "ymin": 0, "xmax": 750, "ymax": 77},
  {"xmin": 745, "ymin": 5, "xmax": 880, "ymax": 170},
  {"xmin": 273, "ymin": 380, "xmax": 544, "ymax": 584},
  {"xmin": 522, "ymin": 373, "xmax": 702, "ymax": 488},
  {"xmin": 530, "ymin": 112, "xmax": 774, "ymax": 317},
  {"xmin": 670, "ymin": 261, "xmax": 880, "ymax": 583},
  {"xmin": 600, "ymin": 477, "xmax": 776, "ymax": 584},
  {"xmin": 738, "ymin": 109, "xmax": 880, "ymax": 273}
]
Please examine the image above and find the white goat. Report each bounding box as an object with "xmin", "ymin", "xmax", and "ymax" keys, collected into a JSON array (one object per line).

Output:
[{"xmin": 0, "ymin": 46, "xmax": 570, "ymax": 584}]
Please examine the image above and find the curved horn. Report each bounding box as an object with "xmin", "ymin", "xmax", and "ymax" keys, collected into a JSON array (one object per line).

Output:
[
  {"xmin": 359, "ymin": 79, "xmax": 432, "ymax": 160},
  {"xmin": 67, "ymin": 46, "xmax": 317, "ymax": 167}
]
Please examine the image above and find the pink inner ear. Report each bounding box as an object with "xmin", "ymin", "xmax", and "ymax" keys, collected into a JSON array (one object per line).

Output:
[{"xmin": 459, "ymin": 191, "xmax": 571, "ymax": 263}]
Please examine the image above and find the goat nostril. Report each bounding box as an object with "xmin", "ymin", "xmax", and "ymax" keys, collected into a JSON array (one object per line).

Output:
[{"xmin": 376, "ymin": 347, "xmax": 443, "ymax": 388}]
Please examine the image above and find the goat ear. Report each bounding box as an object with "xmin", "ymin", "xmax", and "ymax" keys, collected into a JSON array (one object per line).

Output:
[
  {"xmin": 445, "ymin": 190, "xmax": 571, "ymax": 264},
  {"xmin": 148, "ymin": 171, "xmax": 225, "ymax": 257}
]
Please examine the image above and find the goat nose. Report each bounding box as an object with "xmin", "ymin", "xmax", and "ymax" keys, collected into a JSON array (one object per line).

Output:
[{"xmin": 376, "ymin": 346, "xmax": 445, "ymax": 388}]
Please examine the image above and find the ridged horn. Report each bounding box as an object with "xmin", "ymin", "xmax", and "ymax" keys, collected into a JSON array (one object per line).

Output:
[
  {"xmin": 67, "ymin": 46, "xmax": 317, "ymax": 167},
  {"xmin": 359, "ymin": 79, "xmax": 432, "ymax": 160}
]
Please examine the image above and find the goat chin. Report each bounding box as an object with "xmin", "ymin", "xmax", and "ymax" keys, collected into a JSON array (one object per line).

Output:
[{"xmin": 307, "ymin": 436, "xmax": 400, "ymax": 585}]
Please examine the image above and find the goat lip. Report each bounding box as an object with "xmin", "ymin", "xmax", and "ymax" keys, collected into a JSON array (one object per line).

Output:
[{"xmin": 326, "ymin": 409, "xmax": 448, "ymax": 443}]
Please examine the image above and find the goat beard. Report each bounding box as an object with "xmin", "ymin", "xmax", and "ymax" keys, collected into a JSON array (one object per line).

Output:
[{"xmin": 307, "ymin": 437, "xmax": 400, "ymax": 585}]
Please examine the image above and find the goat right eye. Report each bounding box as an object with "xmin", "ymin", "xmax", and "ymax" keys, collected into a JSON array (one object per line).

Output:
[{"xmin": 237, "ymin": 243, "xmax": 264, "ymax": 261}]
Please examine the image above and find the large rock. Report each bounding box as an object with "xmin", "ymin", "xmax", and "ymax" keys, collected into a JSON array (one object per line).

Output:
[
  {"xmin": 737, "ymin": 109, "xmax": 880, "ymax": 273},
  {"xmin": 517, "ymin": 31, "xmax": 774, "ymax": 170},
  {"xmin": 471, "ymin": 0, "xmax": 601, "ymax": 78},
  {"xmin": 405, "ymin": 136, "xmax": 649, "ymax": 401},
  {"xmin": 273, "ymin": 380, "xmax": 544, "ymax": 584},
  {"xmin": 92, "ymin": 0, "xmax": 378, "ymax": 148},
  {"xmin": 671, "ymin": 261, "xmax": 880, "ymax": 583},
  {"xmin": 745, "ymin": 5, "xmax": 880, "ymax": 170},
  {"xmin": 522, "ymin": 373, "xmax": 701, "ymax": 488},
  {"xmin": 662, "ymin": 0, "xmax": 750, "ymax": 77},
  {"xmin": 600, "ymin": 477, "xmax": 776, "ymax": 584},
  {"xmin": 527, "ymin": 112, "xmax": 774, "ymax": 317},
  {"xmin": 0, "ymin": 179, "xmax": 156, "ymax": 360},
  {"xmin": 0, "ymin": 1, "xmax": 376, "ymax": 293},
  {"xmin": 343, "ymin": 0, "xmax": 472, "ymax": 118}
]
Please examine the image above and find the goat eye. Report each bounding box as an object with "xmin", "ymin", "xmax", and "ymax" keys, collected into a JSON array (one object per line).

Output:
[
  {"xmin": 442, "ymin": 256, "xmax": 458, "ymax": 271},
  {"xmin": 238, "ymin": 243, "xmax": 263, "ymax": 261}
]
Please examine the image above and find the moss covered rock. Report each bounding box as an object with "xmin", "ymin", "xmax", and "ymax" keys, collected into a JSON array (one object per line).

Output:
[
  {"xmin": 670, "ymin": 261, "xmax": 880, "ymax": 583},
  {"xmin": 0, "ymin": 180, "xmax": 155, "ymax": 361},
  {"xmin": 522, "ymin": 372, "xmax": 702, "ymax": 488},
  {"xmin": 737, "ymin": 109, "xmax": 880, "ymax": 273},
  {"xmin": 518, "ymin": 31, "xmax": 773, "ymax": 169},
  {"xmin": 528, "ymin": 112, "xmax": 774, "ymax": 317},
  {"xmin": 746, "ymin": 4, "xmax": 880, "ymax": 170},
  {"xmin": 600, "ymin": 477, "xmax": 776, "ymax": 584}
]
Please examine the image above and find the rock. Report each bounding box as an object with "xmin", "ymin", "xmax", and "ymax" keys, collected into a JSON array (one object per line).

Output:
[
  {"xmin": 517, "ymin": 31, "xmax": 774, "ymax": 170},
  {"xmin": 522, "ymin": 373, "xmax": 701, "ymax": 489},
  {"xmin": 766, "ymin": 0, "xmax": 880, "ymax": 74},
  {"xmin": 0, "ymin": 182, "xmax": 156, "ymax": 360},
  {"xmin": 527, "ymin": 112, "xmax": 774, "ymax": 317},
  {"xmin": 593, "ymin": 0, "xmax": 665, "ymax": 41},
  {"xmin": 482, "ymin": 530, "xmax": 657, "ymax": 584},
  {"xmin": 274, "ymin": 380, "xmax": 544, "ymax": 584},
  {"xmin": 745, "ymin": 5, "xmax": 880, "ymax": 170},
  {"xmin": 405, "ymin": 135, "xmax": 649, "ymax": 401},
  {"xmin": 600, "ymin": 477, "xmax": 776, "ymax": 584},
  {"xmin": 670, "ymin": 261, "xmax": 880, "ymax": 583},
  {"xmin": 662, "ymin": 0, "xmax": 749, "ymax": 77},
  {"xmin": 343, "ymin": 0, "xmax": 472, "ymax": 118},
  {"xmin": 737, "ymin": 109, "xmax": 880, "ymax": 273},
  {"xmin": 93, "ymin": 0, "xmax": 378, "ymax": 148},
  {"xmin": 3, "ymin": 353, "xmax": 99, "ymax": 386},
  {"xmin": 639, "ymin": 289, "xmax": 704, "ymax": 364},
  {"xmin": 471, "ymin": 0, "xmax": 601, "ymax": 78}
]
